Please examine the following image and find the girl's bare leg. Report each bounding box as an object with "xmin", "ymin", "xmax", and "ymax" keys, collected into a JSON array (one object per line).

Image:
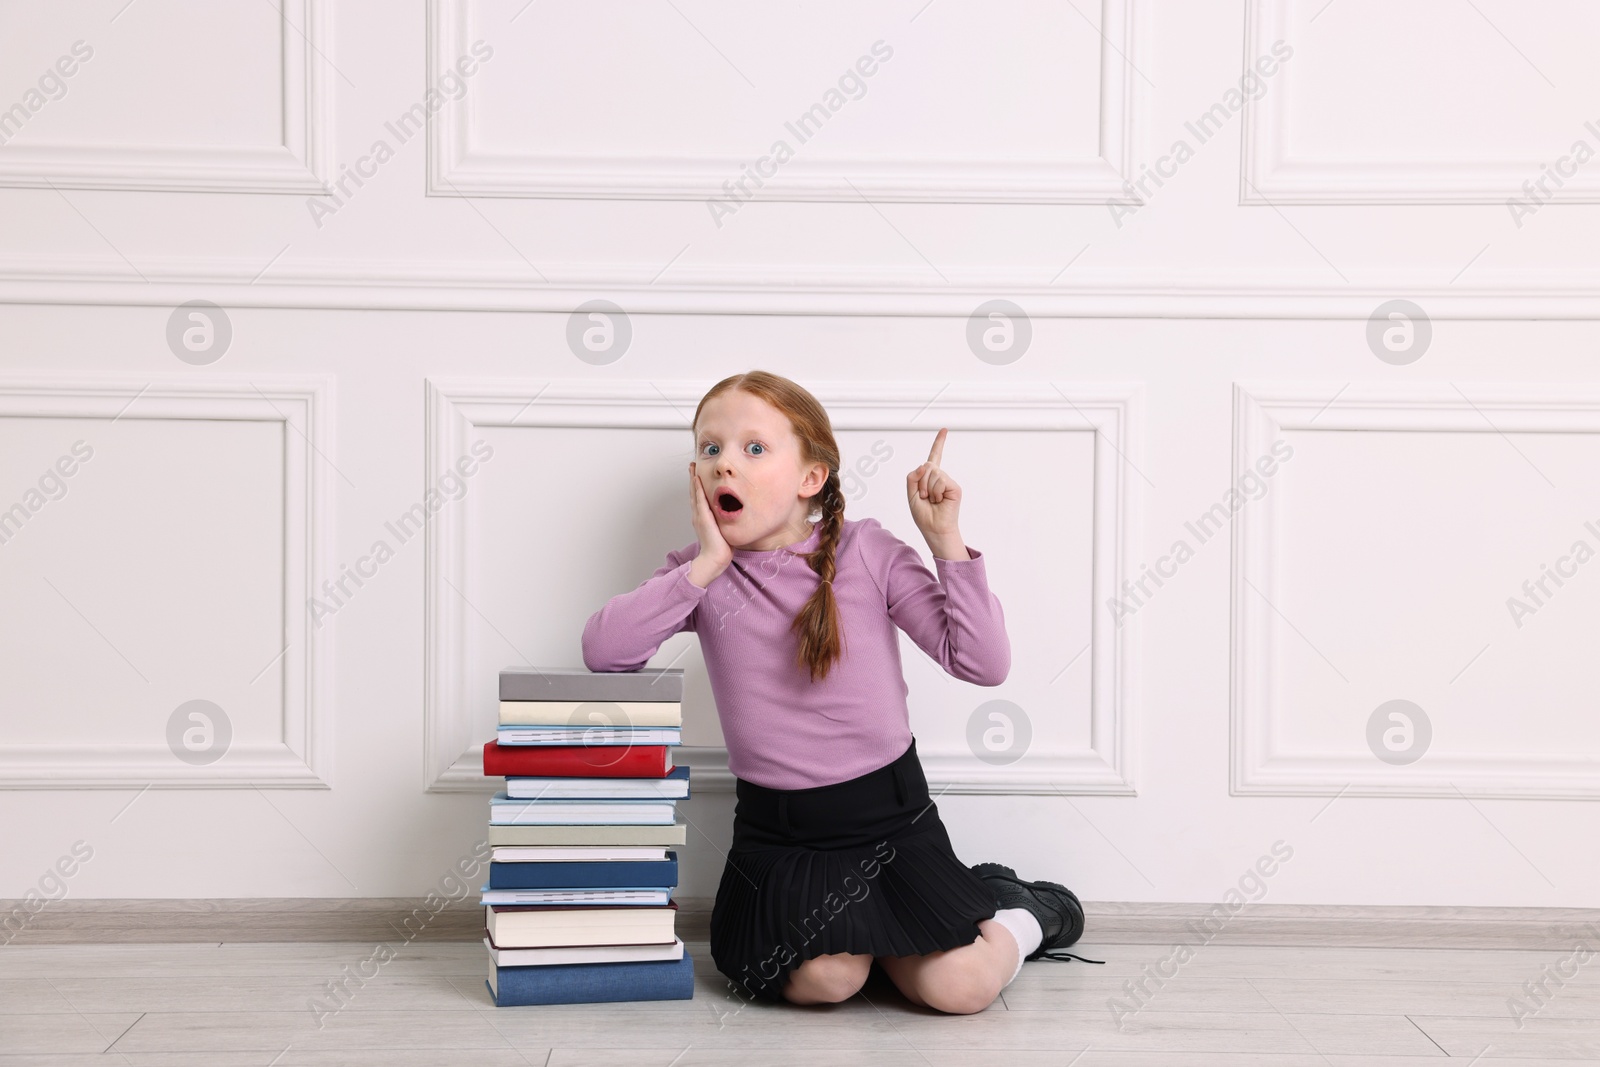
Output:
[
  {"xmin": 780, "ymin": 950, "xmax": 875, "ymax": 1005},
  {"xmin": 875, "ymin": 917, "xmax": 1017, "ymax": 1014}
]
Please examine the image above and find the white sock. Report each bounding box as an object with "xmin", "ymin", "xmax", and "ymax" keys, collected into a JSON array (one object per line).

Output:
[{"xmin": 989, "ymin": 907, "xmax": 1043, "ymax": 985}]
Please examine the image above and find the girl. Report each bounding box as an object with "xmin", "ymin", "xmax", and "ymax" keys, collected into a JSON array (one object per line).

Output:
[{"xmin": 582, "ymin": 371, "xmax": 1090, "ymax": 1014}]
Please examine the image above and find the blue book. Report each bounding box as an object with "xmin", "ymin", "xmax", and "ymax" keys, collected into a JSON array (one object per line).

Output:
[
  {"xmin": 489, "ymin": 853, "xmax": 678, "ymax": 890},
  {"xmin": 486, "ymin": 954, "xmax": 694, "ymax": 1006}
]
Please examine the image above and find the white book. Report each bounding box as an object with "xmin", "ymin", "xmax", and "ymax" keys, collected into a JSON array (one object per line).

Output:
[
  {"xmin": 489, "ymin": 794, "xmax": 678, "ymax": 825},
  {"xmin": 505, "ymin": 768, "xmax": 689, "ymax": 800},
  {"xmin": 500, "ymin": 700, "xmax": 683, "ymax": 727},
  {"xmin": 480, "ymin": 887, "xmax": 672, "ymax": 906},
  {"xmin": 497, "ymin": 725, "xmax": 681, "ymax": 745},
  {"xmin": 492, "ymin": 846, "xmax": 668, "ymax": 862},
  {"xmin": 483, "ymin": 935, "xmax": 685, "ymax": 967}
]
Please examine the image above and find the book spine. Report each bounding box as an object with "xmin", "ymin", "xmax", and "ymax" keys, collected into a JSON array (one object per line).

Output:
[
  {"xmin": 498, "ymin": 672, "xmax": 685, "ymax": 702},
  {"xmin": 488, "ymin": 855, "xmax": 678, "ymax": 890},
  {"xmin": 504, "ymin": 786, "xmax": 690, "ymax": 800},
  {"xmin": 489, "ymin": 955, "xmax": 694, "ymax": 1005},
  {"xmin": 496, "ymin": 728, "xmax": 681, "ymax": 746},
  {"xmin": 482, "ymin": 741, "xmax": 670, "ymax": 777},
  {"xmin": 499, "ymin": 700, "xmax": 683, "ymax": 727}
]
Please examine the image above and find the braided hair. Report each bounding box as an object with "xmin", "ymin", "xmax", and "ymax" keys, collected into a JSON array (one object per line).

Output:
[
  {"xmin": 691, "ymin": 371, "xmax": 847, "ymax": 683},
  {"xmin": 793, "ymin": 465, "xmax": 847, "ymax": 682}
]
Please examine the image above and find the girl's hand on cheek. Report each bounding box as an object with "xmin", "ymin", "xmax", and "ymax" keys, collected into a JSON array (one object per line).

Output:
[{"xmin": 689, "ymin": 463, "xmax": 734, "ymax": 571}]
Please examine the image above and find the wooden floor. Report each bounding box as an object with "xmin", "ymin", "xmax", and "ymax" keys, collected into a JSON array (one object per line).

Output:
[{"xmin": 2, "ymin": 936, "xmax": 1598, "ymax": 1065}]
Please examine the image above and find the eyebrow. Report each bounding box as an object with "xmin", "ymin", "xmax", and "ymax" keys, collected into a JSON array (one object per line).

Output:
[{"xmin": 697, "ymin": 431, "xmax": 772, "ymax": 444}]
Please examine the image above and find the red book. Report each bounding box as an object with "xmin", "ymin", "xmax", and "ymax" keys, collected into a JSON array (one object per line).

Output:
[{"xmin": 482, "ymin": 741, "xmax": 674, "ymax": 778}]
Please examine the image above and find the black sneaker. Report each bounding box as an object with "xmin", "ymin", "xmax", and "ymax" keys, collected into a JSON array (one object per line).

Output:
[{"xmin": 971, "ymin": 862, "xmax": 1101, "ymax": 964}]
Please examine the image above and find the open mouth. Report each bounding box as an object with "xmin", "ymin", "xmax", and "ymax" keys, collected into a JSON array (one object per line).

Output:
[{"xmin": 714, "ymin": 489, "xmax": 744, "ymax": 517}]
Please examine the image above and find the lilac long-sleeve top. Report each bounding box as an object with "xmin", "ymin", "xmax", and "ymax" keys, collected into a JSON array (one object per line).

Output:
[{"xmin": 580, "ymin": 515, "xmax": 1011, "ymax": 790}]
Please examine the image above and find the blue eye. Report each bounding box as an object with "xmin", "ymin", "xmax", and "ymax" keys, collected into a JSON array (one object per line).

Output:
[{"xmin": 700, "ymin": 442, "xmax": 763, "ymax": 457}]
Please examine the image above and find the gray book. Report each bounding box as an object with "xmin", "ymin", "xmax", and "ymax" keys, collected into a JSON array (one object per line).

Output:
[{"xmin": 500, "ymin": 666, "xmax": 684, "ymax": 702}]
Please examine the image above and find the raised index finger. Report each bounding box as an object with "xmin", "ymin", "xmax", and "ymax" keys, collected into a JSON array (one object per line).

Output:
[{"xmin": 927, "ymin": 427, "xmax": 947, "ymax": 467}]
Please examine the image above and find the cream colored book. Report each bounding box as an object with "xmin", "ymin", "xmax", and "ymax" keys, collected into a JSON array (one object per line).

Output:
[
  {"xmin": 499, "ymin": 700, "xmax": 683, "ymax": 727},
  {"xmin": 483, "ymin": 934, "xmax": 685, "ymax": 966},
  {"xmin": 485, "ymin": 902, "xmax": 679, "ymax": 949}
]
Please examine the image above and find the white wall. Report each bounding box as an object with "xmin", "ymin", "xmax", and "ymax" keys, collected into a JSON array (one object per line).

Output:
[{"xmin": 2, "ymin": 0, "xmax": 1597, "ymax": 909}]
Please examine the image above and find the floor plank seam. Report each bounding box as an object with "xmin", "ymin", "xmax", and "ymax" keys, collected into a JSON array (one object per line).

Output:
[
  {"xmin": 1242, "ymin": 976, "xmax": 1329, "ymax": 1060},
  {"xmin": 1404, "ymin": 1013, "xmax": 1451, "ymax": 1056},
  {"xmin": 103, "ymin": 1009, "xmax": 143, "ymax": 1057}
]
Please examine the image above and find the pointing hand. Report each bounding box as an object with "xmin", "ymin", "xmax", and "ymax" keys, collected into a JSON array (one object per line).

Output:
[{"xmin": 907, "ymin": 427, "xmax": 961, "ymax": 542}]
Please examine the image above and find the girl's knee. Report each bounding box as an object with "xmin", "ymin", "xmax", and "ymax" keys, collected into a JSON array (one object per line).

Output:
[
  {"xmin": 914, "ymin": 959, "xmax": 1005, "ymax": 1015},
  {"xmin": 782, "ymin": 952, "xmax": 873, "ymax": 1004}
]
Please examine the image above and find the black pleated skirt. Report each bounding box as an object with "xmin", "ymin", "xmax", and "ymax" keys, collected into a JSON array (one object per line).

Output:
[{"xmin": 709, "ymin": 736, "xmax": 1000, "ymax": 1004}]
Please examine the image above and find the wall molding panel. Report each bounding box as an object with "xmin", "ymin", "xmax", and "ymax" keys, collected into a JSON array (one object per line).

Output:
[
  {"xmin": 424, "ymin": 378, "xmax": 1142, "ymax": 795},
  {"xmin": 1241, "ymin": 0, "xmax": 1600, "ymax": 205},
  {"xmin": 8, "ymin": 257, "xmax": 1600, "ymax": 319},
  {"xmin": 426, "ymin": 0, "xmax": 1143, "ymax": 203},
  {"xmin": 0, "ymin": 376, "xmax": 333, "ymax": 788},
  {"xmin": 1231, "ymin": 381, "xmax": 1600, "ymax": 799},
  {"xmin": 0, "ymin": 0, "xmax": 330, "ymax": 193}
]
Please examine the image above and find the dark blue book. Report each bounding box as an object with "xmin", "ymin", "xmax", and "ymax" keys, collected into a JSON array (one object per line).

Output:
[
  {"xmin": 489, "ymin": 852, "xmax": 678, "ymax": 890},
  {"xmin": 486, "ymin": 953, "xmax": 694, "ymax": 1006}
]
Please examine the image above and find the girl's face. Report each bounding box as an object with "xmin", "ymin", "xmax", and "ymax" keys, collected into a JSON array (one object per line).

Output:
[{"xmin": 694, "ymin": 390, "xmax": 827, "ymax": 551}]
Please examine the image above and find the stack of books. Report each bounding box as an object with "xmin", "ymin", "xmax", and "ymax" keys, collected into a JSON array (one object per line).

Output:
[{"xmin": 481, "ymin": 666, "xmax": 695, "ymax": 1006}]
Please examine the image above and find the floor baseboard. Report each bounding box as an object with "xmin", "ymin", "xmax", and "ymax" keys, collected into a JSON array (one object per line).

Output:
[
  {"xmin": 1078, "ymin": 901, "xmax": 1600, "ymax": 950},
  {"xmin": 0, "ymin": 897, "xmax": 496, "ymax": 946},
  {"xmin": 4, "ymin": 897, "xmax": 1596, "ymax": 949}
]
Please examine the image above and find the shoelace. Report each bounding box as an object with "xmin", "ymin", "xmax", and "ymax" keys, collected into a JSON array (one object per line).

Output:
[{"xmin": 1035, "ymin": 950, "xmax": 1105, "ymax": 964}]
